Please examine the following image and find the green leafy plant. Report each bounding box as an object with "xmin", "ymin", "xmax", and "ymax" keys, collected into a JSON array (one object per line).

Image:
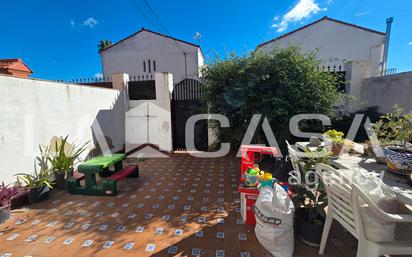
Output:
[
  {"xmin": 16, "ymin": 145, "xmax": 54, "ymax": 189},
  {"xmin": 202, "ymin": 46, "xmax": 341, "ymax": 152},
  {"xmin": 16, "ymin": 170, "xmax": 53, "ymax": 190},
  {"xmin": 98, "ymin": 40, "xmax": 112, "ymax": 53},
  {"xmin": 49, "ymin": 136, "xmax": 89, "ymax": 176},
  {"xmin": 290, "ymin": 147, "xmax": 332, "ymax": 225},
  {"xmin": 323, "ymin": 129, "xmax": 344, "ymax": 144},
  {"xmin": 373, "ymin": 105, "xmax": 412, "ymax": 152}
]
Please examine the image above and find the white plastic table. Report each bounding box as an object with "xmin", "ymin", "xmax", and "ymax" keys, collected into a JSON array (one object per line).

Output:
[
  {"xmin": 294, "ymin": 142, "xmax": 412, "ymax": 206},
  {"xmin": 332, "ymin": 154, "xmax": 412, "ymax": 206}
]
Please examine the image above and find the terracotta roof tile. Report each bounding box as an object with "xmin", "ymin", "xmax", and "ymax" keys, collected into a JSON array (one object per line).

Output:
[{"xmin": 0, "ymin": 58, "xmax": 32, "ymax": 73}]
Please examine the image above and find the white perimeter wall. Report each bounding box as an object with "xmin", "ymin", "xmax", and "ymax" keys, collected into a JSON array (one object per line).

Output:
[
  {"xmin": 361, "ymin": 71, "xmax": 412, "ymax": 113},
  {"xmin": 0, "ymin": 75, "xmax": 125, "ymax": 184}
]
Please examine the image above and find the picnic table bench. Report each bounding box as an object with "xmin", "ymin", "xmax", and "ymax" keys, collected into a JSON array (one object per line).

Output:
[{"xmin": 67, "ymin": 153, "xmax": 139, "ymax": 196}]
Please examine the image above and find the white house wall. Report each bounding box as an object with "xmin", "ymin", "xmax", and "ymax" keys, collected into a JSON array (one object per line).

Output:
[
  {"xmin": 101, "ymin": 31, "xmax": 201, "ymax": 84},
  {"xmin": 0, "ymin": 75, "xmax": 125, "ymax": 184},
  {"xmin": 259, "ymin": 19, "xmax": 386, "ymax": 77},
  {"xmin": 197, "ymin": 48, "xmax": 204, "ymax": 70}
]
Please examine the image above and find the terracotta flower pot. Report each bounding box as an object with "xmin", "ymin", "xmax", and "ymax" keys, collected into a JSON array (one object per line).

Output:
[{"xmin": 331, "ymin": 143, "xmax": 343, "ymax": 156}]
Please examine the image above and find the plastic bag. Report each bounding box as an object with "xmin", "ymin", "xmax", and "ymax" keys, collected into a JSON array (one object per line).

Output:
[{"xmin": 254, "ymin": 184, "xmax": 295, "ymax": 257}]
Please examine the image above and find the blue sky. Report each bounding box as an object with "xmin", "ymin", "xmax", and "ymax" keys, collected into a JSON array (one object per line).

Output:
[{"xmin": 1, "ymin": 0, "xmax": 411, "ymax": 80}]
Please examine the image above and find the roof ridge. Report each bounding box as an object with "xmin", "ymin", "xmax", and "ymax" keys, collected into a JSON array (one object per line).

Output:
[
  {"xmin": 257, "ymin": 16, "xmax": 385, "ymax": 48},
  {"xmin": 99, "ymin": 28, "xmax": 201, "ymax": 54},
  {"xmin": 0, "ymin": 58, "xmax": 22, "ymax": 63}
]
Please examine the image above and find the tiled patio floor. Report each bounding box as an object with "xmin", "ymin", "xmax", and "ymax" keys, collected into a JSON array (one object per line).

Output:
[{"xmin": 0, "ymin": 155, "xmax": 364, "ymax": 257}]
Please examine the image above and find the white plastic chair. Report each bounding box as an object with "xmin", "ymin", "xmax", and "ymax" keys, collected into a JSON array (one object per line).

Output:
[
  {"xmin": 352, "ymin": 183, "xmax": 412, "ymax": 257},
  {"xmin": 286, "ymin": 141, "xmax": 303, "ymax": 184},
  {"xmin": 316, "ymin": 163, "xmax": 355, "ymax": 255},
  {"xmin": 316, "ymin": 163, "xmax": 412, "ymax": 257}
]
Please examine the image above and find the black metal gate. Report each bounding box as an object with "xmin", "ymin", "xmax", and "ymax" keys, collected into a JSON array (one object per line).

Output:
[{"xmin": 171, "ymin": 79, "xmax": 208, "ymax": 151}]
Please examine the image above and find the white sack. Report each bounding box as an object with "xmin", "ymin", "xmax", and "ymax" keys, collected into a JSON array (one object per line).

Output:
[{"xmin": 254, "ymin": 184, "xmax": 295, "ymax": 257}]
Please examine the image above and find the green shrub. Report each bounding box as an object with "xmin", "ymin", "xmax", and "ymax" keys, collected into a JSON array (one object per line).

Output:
[
  {"xmin": 202, "ymin": 46, "xmax": 341, "ymax": 152},
  {"xmin": 372, "ymin": 105, "xmax": 412, "ymax": 150}
]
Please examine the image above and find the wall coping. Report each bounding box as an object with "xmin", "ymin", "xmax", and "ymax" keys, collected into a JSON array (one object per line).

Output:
[
  {"xmin": 0, "ymin": 73, "xmax": 119, "ymax": 92},
  {"xmin": 365, "ymin": 71, "xmax": 412, "ymax": 81}
]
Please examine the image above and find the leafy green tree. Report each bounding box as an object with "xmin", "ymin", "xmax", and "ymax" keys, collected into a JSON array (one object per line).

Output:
[
  {"xmin": 373, "ymin": 105, "xmax": 412, "ymax": 151},
  {"xmin": 202, "ymin": 46, "xmax": 341, "ymax": 152},
  {"xmin": 98, "ymin": 40, "xmax": 112, "ymax": 53}
]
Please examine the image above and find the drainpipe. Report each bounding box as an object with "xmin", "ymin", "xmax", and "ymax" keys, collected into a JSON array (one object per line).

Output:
[
  {"xmin": 184, "ymin": 52, "xmax": 188, "ymax": 79},
  {"xmin": 381, "ymin": 17, "xmax": 394, "ymax": 76}
]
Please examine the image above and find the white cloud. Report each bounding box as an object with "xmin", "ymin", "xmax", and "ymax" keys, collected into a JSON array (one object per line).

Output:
[
  {"xmin": 272, "ymin": 0, "xmax": 327, "ymax": 33},
  {"xmin": 83, "ymin": 17, "xmax": 98, "ymax": 28},
  {"xmin": 94, "ymin": 73, "xmax": 103, "ymax": 79},
  {"xmin": 70, "ymin": 17, "xmax": 98, "ymax": 29},
  {"xmin": 193, "ymin": 31, "xmax": 202, "ymax": 39},
  {"xmin": 271, "ymin": 16, "xmax": 280, "ymax": 28},
  {"xmin": 354, "ymin": 11, "xmax": 370, "ymax": 17},
  {"xmin": 408, "ymin": 41, "xmax": 412, "ymax": 46},
  {"xmin": 70, "ymin": 19, "xmax": 76, "ymax": 28}
]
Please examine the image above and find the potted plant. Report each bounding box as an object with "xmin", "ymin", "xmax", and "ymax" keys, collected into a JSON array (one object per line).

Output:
[
  {"xmin": 49, "ymin": 136, "xmax": 88, "ymax": 189},
  {"xmin": 290, "ymin": 147, "xmax": 331, "ymax": 246},
  {"xmin": 323, "ymin": 129, "xmax": 345, "ymax": 156},
  {"xmin": 16, "ymin": 147, "xmax": 54, "ymax": 204},
  {"xmin": 372, "ymin": 105, "xmax": 412, "ymax": 175},
  {"xmin": 9, "ymin": 186, "xmax": 29, "ymax": 210},
  {"xmin": 16, "ymin": 169, "xmax": 54, "ymax": 204},
  {"xmin": 294, "ymin": 188, "xmax": 327, "ymax": 247},
  {"xmin": 0, "ymin": 183, "xmax": 20, "ymax": 224}
]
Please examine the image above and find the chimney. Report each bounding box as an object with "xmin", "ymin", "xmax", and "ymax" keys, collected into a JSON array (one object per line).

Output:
[{"xmin": 381, "ymin": 17, "xmax": 393, "ymax": 76}]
